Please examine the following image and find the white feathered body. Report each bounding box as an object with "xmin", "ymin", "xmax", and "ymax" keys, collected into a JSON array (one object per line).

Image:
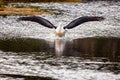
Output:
[{"xmin": 55, "ymin": 23, "xmax": 66, "ymax": 37}]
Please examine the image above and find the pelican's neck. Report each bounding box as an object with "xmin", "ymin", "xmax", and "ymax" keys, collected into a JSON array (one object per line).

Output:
[{"xmin": 56, "ymin": 23, "xmax": 63, "ymax": 33}]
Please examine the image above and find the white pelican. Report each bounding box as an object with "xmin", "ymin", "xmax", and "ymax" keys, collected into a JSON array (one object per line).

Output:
[{"xmin": 18, "ymin": 16, "xmax": 104, "ymax": 37}]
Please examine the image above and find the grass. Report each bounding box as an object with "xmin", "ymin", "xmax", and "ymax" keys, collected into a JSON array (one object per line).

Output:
[{"xmin": 0, "ymin": 3, "xmax": 60, "ymax": 16}]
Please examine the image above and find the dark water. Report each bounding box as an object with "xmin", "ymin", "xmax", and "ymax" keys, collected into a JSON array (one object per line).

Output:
[
  {"xmin": 0, "ymin": 37, "xmax": 120, "ymax": 62},
  {"xmin": 0, "ymin": 38, "xmax": 51, "ymax": 52},
  {"xmin": 72, "ymin": 37, "xmax": 120, "ymax": 62}
]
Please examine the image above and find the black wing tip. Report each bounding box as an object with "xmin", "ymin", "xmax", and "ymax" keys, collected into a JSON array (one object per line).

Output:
[
  {"xmin": 83, "ymin": 16, "xmax": 105, "ymax": 21},
  {"xmin": 92, "ymin": 16, "xmax": 105, "ymax": 21}
]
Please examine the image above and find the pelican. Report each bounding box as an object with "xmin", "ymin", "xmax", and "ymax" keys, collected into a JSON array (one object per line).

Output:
[{"xmin": 18, "ymin": 16, "xmax": 104, "ymax": 37}]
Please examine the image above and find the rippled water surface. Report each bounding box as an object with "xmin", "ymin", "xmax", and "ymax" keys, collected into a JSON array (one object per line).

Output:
[{"xmin": 0, "ymin": 1, "xmax": 120, "ymax": 80}]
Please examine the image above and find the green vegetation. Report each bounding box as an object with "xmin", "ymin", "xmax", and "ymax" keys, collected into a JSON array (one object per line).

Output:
[{"xmin": 0, "ymin": 3, "xmax": 61, "ymax": 16}]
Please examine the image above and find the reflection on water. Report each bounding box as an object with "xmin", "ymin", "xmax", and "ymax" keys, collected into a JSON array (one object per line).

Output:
[
  {"xmin": 0, "ymin": 37, "xmax": 120, "ymax": 62},
  {"xmin": 54, "ymin": 39, "xmax": 66, "ymax": 58}
]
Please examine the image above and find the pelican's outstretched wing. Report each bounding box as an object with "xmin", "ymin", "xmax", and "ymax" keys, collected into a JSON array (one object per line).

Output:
[
  {"xmin": 64, "ymin": 16, "xmax": 104, "ymax": 29},
  {"xmin": 18, "ymin": 16, "xmax": 56, "ymax": 29}
]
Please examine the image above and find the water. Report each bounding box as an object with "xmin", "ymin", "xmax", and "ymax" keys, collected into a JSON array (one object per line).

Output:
[
  {"xmin": 0, "ymin": 37, "xmax": 120, "ymax": 80},
  {"xmin": 0, "ymin": 1, "xmax": 120, "ymax": 80}
]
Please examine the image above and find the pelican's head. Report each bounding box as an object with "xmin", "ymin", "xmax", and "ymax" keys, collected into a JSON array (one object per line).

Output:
[{"xmin": 55, "ymin": 22, "xmax": 67, "ymax": 37}]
